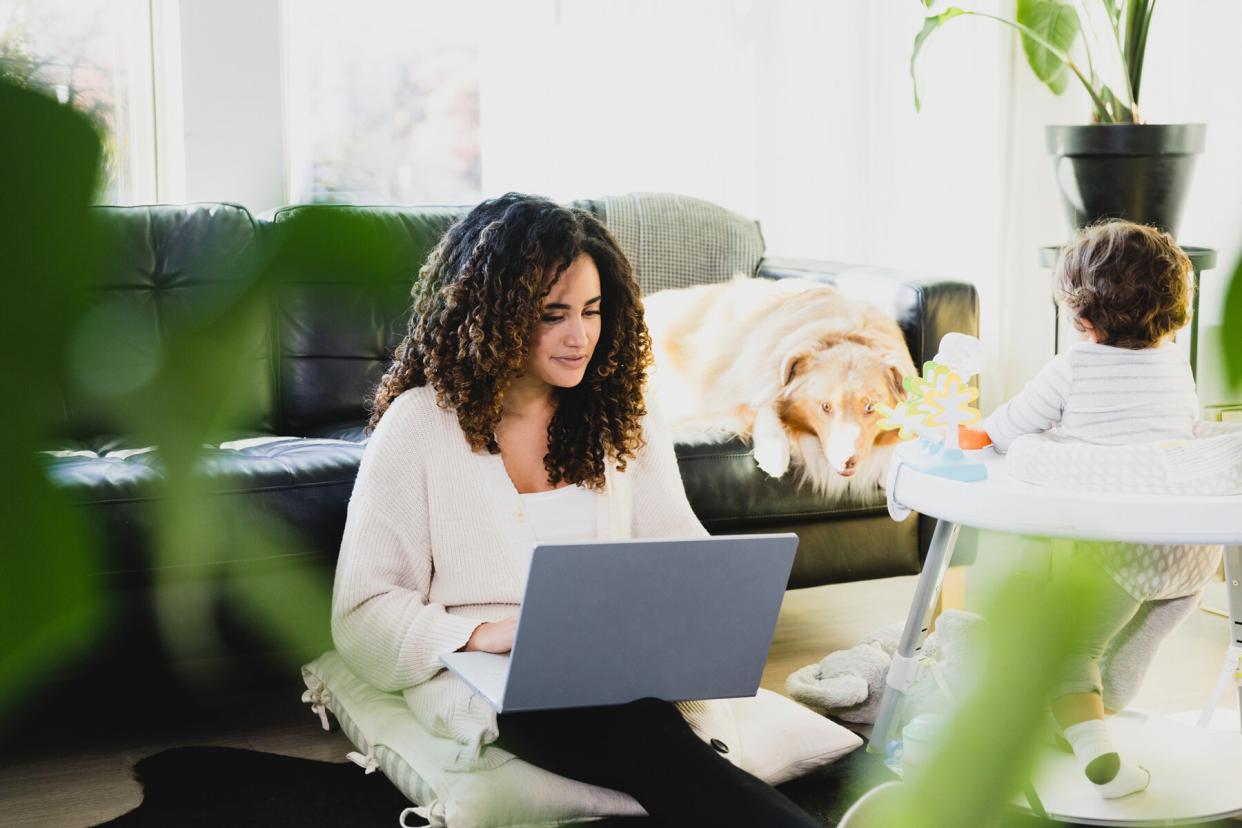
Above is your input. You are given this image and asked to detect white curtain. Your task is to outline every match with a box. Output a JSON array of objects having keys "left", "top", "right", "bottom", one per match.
[
  {"left": 478, "top": 0, "right": 759, "bottom": 216},
  {"left": 753, "top": 1, "right": 1009, "bottom": 406},
  {"left": 479, "top": 0, "right": 1242, "bottom": 409},
  {"left": 171, "top": 0, "right": 1242, "bottom": 407},
  {"left": 478, "top": 0, "right": 1013, "bottom": 404}
]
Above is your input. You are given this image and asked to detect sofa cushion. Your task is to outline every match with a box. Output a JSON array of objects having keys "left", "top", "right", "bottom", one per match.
[
  {"left": 54, "top": 204, "right": 270, "bottom": 440},
  {"left": 672, "top": 439, "right": 922, "bottom": 585},
  {"left": 264, "top": 206, "right": 468, "bottom": 435},
  {"left": 42, "top": 435, "right": 366, "bottom": 582},
  {"left": 674, "top": 438, "right": 888, "bottom": 524}
]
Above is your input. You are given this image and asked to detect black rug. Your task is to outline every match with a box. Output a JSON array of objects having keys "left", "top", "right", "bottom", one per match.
[
  {"left": 94, "top": 744, "right": 897, "bottom": 827},
  {"left": 95, "top": 745, "right": 1236, "bottom": 827}
]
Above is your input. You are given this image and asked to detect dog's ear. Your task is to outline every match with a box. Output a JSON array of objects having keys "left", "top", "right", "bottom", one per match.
[
  {"left": 886, "top": 363, "right": 906, "bottom": 401},
  {"left": 779, "top": 350, "right": 808, "bottom": 386},
  {"left": 883, "top": 350, "right": 915, "bottom": 401}
]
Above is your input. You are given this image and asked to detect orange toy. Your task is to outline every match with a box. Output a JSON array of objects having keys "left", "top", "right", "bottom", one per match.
[{"left": 958, "top": 425, "right": 992, "bottom": 450}]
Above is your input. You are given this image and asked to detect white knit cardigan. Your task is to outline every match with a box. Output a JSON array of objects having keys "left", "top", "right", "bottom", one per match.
[{"left": 331, "top": 385, "right": 709, "bottom": 769}]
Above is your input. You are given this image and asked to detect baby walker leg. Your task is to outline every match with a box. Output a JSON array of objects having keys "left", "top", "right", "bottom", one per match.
[
  {"left": 1198, "top": 545, "right": 1242, "bottom": 733},
  {"left": 871, "top": 520, "right": 961, "bottom": 753}
]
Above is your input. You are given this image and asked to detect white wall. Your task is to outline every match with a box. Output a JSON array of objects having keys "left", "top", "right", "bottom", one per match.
[
  {"left": 479, "top": 0, "right": 1013, "bottom": 404},
  {"left": 478, "top": 0, "right": 759, "bottom": 217},
  {"left": 177, "top": 0, "right": 286, "bottom": 214},
  {"left": 153, "top": 1, "right": 1242, "bottom": 405},
  {"left": 753, "top": 1, "right": 1008, "bottom": 406},
  {"left": 996, "top": 23, "right": 1086, "bottom": 405},
  {"left": 749, "top": 1, "right": 1242, "bottom": 409},
  {"left": 996, "top": 0, "right": 1242, "bottom": 407},
  {"left": 1141, "top": 0, "right": 1242, "bottom": 408}
]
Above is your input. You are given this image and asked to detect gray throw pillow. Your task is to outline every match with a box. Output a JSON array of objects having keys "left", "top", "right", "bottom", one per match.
[{"left": 595, "top": 192, "right": 765, "bottom": 296}]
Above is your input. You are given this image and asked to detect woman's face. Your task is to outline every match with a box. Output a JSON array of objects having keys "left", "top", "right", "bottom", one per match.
[{"left": 523, "top": 253, "right": 603, "bottom": 389}]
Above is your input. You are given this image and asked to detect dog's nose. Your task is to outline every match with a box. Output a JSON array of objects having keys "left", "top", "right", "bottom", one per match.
[{"left": 843, "top": 456, "right": 858, "bottom": 471}]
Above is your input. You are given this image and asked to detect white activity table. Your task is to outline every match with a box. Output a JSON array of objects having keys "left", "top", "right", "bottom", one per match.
[{"left": 873, "top": 442, "right": 1242, "bottom": 825}]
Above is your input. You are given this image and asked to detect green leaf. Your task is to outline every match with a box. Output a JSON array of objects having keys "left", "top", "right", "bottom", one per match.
[
  {"left": 841, "top": 547, "right": 1118, "bottom": 827},
  {"left": 1223, "top": 252, "right": 1242, "bottom": 389},
  {"left": 1124, "top": 0, "right": 1155, "bottom": 110},
  {"left": 1106, "top": 0, "right": 1123, "bottom": 31},
  {"left": 0, "top": 80, "right": 108, "bottom": 719},
  {"left": 911, "top": 8, "right": 966, "bottom": 111},
  {"left": 1015, "top": 0, "right": 1081, "bottom": 96}
]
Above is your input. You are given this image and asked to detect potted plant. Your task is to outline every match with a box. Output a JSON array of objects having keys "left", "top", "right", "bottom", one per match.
[{"left": 910, "top": 0, "right": 1205, "bottom": 237}]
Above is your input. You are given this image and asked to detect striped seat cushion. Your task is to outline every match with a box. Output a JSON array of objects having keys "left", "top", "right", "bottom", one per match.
[{"left": 301, "top": 650, "right": 861, "bottom": 827}]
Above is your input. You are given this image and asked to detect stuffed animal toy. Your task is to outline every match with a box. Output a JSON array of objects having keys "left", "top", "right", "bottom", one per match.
[
  {"left": 786, "top": 610, "right": 984, "bottom": 726},
  {"left": 785, "top": 623, "right": 901, "bottom": 724},
  {"left": 904, "top": 609, "right": 985, "bottom": 719}
]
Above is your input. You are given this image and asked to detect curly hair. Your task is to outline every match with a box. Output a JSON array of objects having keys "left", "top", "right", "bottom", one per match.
[
  {"left": 1054, "top": 220, "right": 1192, "bottom": 349},
  {"left": 369, "top": 193, "right": 652, "bottom": 489}
]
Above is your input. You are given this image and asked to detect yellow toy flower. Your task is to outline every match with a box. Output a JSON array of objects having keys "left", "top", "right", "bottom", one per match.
[
  {"left": 922, "top": 371, "right": 981, "bottom": 428},
  {"left": 876, "top": 399, "right": 928, "bottom": 440},
  {"left": 904, "top": 361, "right": 952, "bottom": 400}
]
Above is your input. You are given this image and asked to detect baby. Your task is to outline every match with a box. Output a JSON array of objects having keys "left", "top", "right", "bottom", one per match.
[{"left": 981, "top": 220, "right": 1221, "bottom": 799}]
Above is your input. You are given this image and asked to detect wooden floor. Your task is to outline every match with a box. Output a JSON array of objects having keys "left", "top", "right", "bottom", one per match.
[{"left": 2, "top": 573, "right": 1237, "bottom": 827}]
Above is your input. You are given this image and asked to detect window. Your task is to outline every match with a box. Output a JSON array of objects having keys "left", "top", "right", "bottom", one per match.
[
  {"left": 0, "top": 0, "right": 157, "bottom": 203},
  {"left": 283, "top": 0, "right": 482, "bottom": 205}
]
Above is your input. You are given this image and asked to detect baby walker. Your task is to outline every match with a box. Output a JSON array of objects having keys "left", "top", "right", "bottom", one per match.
[{"left": 872, "top": 334, "right": 1242, "bottom": 825}]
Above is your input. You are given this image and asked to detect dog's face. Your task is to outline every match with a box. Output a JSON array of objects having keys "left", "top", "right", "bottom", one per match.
[{"left": 776, "top": 337, "right": 911, "bottom": 478}]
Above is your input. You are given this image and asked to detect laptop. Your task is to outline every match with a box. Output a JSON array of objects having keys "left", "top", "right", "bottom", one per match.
[{"left": 439, "top": 533, "right": 798, "bottom": 713}]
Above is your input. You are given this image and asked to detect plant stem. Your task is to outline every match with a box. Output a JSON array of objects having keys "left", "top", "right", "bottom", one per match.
[{"left": 961, "top": 9, "right": 1116, "bottom": 122}]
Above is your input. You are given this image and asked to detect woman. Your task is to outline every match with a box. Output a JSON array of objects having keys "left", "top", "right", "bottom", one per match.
[{"left": 331, "top": 193, "right": 818, "bottom": 826}]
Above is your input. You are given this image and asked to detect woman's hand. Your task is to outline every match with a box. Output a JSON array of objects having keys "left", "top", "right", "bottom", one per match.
[{"left": 463, "top": 616, "right": 518, "bottom": 654}]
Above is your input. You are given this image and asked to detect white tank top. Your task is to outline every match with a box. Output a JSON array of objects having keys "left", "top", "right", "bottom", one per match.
[{"left": 519, "top": 484, "right": 598, "bottom": 542}]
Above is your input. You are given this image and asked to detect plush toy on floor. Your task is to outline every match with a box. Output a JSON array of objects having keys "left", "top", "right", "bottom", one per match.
[
  {"left": 785, "top": 623, "right": 901, "bottom": 724},
  {"left": 786, "top": 610, "right": 984, "bottom": 726}
]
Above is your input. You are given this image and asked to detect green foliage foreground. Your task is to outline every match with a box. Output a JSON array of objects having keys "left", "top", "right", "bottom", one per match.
[
  {"left": 0, "top": 79, "right": 409, "bottom": 725},
  {"left": 2, "top": 74, "right": 1240, "bottom": 825},
  {"left": 0, "top": 78, "right": 106, "bottom": 723}
]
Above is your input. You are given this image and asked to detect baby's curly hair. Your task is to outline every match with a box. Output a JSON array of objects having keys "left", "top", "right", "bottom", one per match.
[
  {"left": 1054, "top": 220, "right": 1192, "bottom": 349},
  {"left": 369, "top": 193, "right": 652, "bottom": 489}
]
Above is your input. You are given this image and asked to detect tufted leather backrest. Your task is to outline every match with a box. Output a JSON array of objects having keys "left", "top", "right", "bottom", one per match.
[
  {"left": 63, "top": 197, "right": 766, "bottom": 442},
  {"left": 54, "top": 203, "right": 270, "bottom": 440},
  {"left": 263, "top": 205, "right": 468, "bottom": 435}
]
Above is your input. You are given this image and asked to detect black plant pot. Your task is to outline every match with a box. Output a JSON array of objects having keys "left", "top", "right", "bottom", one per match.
[{"left": 1045, "top": 123, "right": 1206, "bottom": 238}]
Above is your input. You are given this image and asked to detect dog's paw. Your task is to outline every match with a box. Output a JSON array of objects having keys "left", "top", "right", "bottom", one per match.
[{"left": 752, "top": 438, "right": 791, "bottom": 478}]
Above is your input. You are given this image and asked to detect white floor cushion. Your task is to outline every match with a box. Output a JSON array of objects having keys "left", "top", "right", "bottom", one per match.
[{"left": 302, "top": 650, "right": 861, "bottom": 828}]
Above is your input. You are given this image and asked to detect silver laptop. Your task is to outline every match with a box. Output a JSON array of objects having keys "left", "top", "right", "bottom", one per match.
[{"left": 439, "top": 533, "right": 798, "bottom": 713}]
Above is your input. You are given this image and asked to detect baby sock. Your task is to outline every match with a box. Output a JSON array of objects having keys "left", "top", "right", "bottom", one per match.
[{"left": 1062, "top": 719, "right": 1150, "bottom": 799}]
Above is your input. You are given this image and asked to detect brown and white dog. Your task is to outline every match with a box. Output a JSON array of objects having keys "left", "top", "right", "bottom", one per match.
[{"left": 643, "top": 277, "right": 916, "bottom": 494}]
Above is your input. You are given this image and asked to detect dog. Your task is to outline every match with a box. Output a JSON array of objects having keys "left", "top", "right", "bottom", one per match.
[{"left": 643, "top": 277, "right": 916, "bottom": 495}]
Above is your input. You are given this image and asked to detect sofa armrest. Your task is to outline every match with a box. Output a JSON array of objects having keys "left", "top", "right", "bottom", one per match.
[{"left": 757, "top": 256, "right": 979, "bottom": 367}]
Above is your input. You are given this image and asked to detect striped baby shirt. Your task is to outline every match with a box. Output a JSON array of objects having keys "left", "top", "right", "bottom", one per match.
[
  {"left": 986, "top": 341, "right": 1198, "bottom": 453},
  {"left": 985, "top": 341, "right": 1218, "bottom": 602}
]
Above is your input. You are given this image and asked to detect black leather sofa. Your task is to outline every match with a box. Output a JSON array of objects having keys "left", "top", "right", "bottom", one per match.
[{"left": 34, "top": 198, "right": 976, "bottom": 730}]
